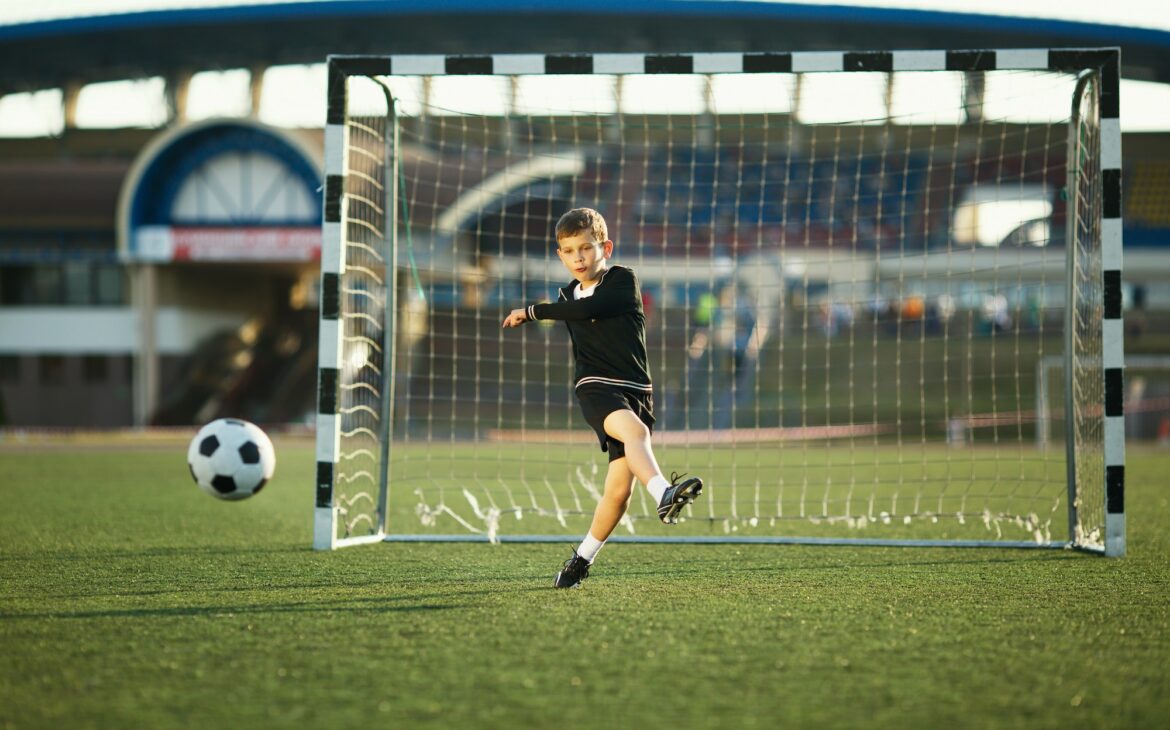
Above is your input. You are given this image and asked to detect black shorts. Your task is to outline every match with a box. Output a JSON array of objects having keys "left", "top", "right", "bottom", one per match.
[{"left": 575, "top": 383, "right": 655, "bottom": 462}]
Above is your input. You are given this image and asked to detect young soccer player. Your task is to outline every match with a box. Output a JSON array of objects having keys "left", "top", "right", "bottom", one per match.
[{"left": 502, "top": 207, "right": 703, "bottom": 589}]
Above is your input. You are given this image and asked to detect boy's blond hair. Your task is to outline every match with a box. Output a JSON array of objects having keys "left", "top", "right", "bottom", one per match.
[{"left": 555, "top": 207, "right": 608, "bottom": 244}]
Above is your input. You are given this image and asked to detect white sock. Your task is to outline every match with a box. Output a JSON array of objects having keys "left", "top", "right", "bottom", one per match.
[
  {"left": 577, "top": 533, "right": 605, "bottom": 563},
  {"left": 647, "top": 475, "right": 671, "bottom": 504}
]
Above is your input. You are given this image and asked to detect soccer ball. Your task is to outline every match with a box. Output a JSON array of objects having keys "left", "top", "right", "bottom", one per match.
[{"left": 186, "top": 418, "right": 276, "bottom": 500}]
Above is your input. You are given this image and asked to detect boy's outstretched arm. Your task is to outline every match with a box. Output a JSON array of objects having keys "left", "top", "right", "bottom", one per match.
[{"left": 502, "top": 308, "right": 529, "bottom": 328}]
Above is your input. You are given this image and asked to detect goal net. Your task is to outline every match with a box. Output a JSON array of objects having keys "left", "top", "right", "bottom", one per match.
[{"left": 314, "top": 49, "right": 1125, "bottom": 555}]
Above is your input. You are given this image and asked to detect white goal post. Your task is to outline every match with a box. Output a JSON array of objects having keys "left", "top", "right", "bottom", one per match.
[{"left": 314, "top": 48, "right": 1125, "bottom": 555}]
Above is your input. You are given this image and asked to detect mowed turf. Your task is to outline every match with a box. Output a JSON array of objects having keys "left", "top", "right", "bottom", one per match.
[{"left": 1, "top": 434, "right": 1168, "bottom": 730}]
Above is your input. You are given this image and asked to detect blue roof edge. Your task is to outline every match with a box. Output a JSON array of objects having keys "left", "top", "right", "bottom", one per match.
[{"left": 1, "top": 0, "right": 1168, "bottom": 48}]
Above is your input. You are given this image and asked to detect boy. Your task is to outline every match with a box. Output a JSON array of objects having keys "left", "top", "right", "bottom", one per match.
[{"left": 502, "top": 208, "right": 703, "bottom": 589}]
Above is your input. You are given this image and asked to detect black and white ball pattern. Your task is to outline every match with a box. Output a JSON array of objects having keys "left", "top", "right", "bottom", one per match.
[{"left": 186, "top": 418, "right": 276, "bottom": 500}]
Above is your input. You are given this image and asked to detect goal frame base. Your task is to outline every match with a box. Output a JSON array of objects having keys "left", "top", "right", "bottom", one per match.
[{"left": 379, "top": 533, "right": 1080, "bottom": 551}]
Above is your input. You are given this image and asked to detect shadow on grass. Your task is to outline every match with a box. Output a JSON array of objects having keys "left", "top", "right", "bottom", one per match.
[
  {"left": 1, "top": 603, "right": 464, "bottom": 620},
  {"left": 0, "top": 544, "right": 314, "bottom": 562},
  {"left": 5, "top": 575, "right": 558, "bottom": 602},
  {"left": 0, "top": 582, "right": 557, "bottom": 621}
]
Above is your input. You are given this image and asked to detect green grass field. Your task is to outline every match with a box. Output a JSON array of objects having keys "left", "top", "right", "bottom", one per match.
[{"left": 2, "top": 433, "right": 1168, "bottom": 729}]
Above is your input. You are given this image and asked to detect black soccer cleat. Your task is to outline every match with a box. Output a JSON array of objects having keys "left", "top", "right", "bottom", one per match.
[
  {"left": 554, "top": 551, "right": 591, "bottom": 589},
  {"left": 657, "top": 472, "right": 703, "bottom": 524}
]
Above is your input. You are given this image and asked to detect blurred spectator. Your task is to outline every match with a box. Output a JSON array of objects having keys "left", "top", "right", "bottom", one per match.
[
  {"left": 1127, "top": 284, "right": 1147, "bottom": 340},
  {"left": 981, "top": 293, "right": 1012, "bottom": 334}
]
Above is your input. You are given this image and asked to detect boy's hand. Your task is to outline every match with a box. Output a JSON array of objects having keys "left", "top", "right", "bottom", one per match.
[{"left": 502, "top": 308, "right": 529, "bottom": 328}]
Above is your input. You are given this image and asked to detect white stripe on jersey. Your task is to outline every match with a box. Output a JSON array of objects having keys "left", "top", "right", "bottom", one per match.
[{"left": 574, "top": 376, "right": 653, "bottom": 392}]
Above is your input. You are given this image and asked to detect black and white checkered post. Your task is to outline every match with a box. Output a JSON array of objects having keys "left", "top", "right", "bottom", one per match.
[{"left": 314, "top": 61, "right": 349, "bottom": 551}]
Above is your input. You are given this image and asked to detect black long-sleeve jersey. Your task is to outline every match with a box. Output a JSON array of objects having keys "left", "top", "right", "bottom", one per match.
[{"left": 525, "top": 265, "right": 651, "bottom": 393}]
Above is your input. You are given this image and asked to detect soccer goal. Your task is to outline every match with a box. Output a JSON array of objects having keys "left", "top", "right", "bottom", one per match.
[{"left": 314, "top": 48, "right": 1125, "bottom": 555}]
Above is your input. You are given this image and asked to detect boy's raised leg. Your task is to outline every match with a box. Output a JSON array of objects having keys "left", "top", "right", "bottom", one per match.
[
  {"left": 602, "top": 410, "right": 662, "bottom": 488},
  {"left": 602, "top": 409, "right": 703, "bottom": 524}
]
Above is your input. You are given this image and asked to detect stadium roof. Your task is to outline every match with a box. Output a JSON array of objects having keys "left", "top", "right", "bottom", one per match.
[{"left": 2, "top": 0, "right": 1170, "bottom": 93}]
